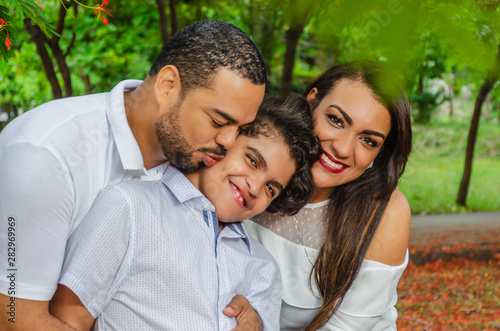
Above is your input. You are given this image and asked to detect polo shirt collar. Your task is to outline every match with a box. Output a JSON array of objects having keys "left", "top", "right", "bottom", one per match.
[
  {"left": 160, "top": 165, "right": 207, "bottom": 205},
  {"left": 106, "top": 79, "right": 147, "bottom": 173},
  {"left": 224, "top": 223, "right": 254, "bottom": 254}
]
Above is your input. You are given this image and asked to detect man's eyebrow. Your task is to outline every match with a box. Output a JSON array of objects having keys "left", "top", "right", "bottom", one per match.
[
  {"left": 328, "top": 105, "right": 352, "bottom": 125},
  {"left": 213, "top": 109, "right": 238, "bottom": 124}
]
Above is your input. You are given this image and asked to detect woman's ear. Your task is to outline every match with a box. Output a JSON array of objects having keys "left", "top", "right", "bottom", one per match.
[{"left": 306, "top": 87, "right": 319, "bottom": 104}]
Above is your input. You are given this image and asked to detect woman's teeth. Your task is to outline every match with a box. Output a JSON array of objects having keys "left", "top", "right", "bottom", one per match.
[{"left": 321, "top": 153, "right": 345, "bottom": 169}]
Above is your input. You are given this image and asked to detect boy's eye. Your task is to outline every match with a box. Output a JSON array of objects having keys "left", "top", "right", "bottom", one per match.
[
  {"left": 246, "top": 154, "right": 257, "bottom": 167},
  {"left": 266, "top": 183, "right": 275, "bottom": 197},
  {"left": 327, "top": 114, "right": 343, "bottom": 128}
]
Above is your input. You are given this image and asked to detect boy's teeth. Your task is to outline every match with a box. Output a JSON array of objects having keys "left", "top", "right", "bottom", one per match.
[
  {"left": 234, "top": 188, "right": 244, "bottom": 203},
  {"left": 321, "top": 153, "right": 344, "bottom": 169}
]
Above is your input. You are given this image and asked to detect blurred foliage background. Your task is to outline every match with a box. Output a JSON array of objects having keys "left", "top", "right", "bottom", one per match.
[{"left": 0, "top": 0, "right": 499, "bottom": 214}]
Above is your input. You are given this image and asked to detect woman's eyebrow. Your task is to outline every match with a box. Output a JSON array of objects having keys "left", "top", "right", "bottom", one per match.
[
  {"left": 328, "top": 105, "right": 352, "bottom": 125},
  {"left": 362, "top": 130, "right": 386, "bottom": 140}
]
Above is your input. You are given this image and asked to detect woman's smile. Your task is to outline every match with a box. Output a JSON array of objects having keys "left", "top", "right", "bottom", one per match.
[{"left": 318, "top": 150, "right": 348, "bottom": 173}]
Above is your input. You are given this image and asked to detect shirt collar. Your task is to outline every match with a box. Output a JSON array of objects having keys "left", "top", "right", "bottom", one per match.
[
  {"left": 106, "top": 79, "right": 147, "bottom": 174},
  {"left": 160, "top": 165, "right": 208, "bottom": 205},
  {"left": 222, "top": 223, "right": 254, "bottom": 255}
]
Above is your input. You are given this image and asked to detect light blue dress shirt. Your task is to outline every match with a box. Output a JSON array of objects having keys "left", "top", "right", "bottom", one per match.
[{"left": 60, "top": 165, "right": 281, "bottom": 330}]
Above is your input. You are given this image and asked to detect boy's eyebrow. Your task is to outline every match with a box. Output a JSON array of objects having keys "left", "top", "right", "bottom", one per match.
[
  {"left": 248, "top": 147, "right": 267, "bottom": 171},
  {"left": 248, "top": 146, "right": 284, "bottom": 193}
]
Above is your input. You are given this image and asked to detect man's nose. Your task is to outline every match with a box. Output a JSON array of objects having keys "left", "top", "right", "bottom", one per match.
[{"left": 214, "top": 126, "right": 240, "bottom": 150}]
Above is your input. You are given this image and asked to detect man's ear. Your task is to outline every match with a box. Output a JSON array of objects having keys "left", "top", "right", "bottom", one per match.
[{"left": 154, "top": 65, "right": 182, "bottom": 109}]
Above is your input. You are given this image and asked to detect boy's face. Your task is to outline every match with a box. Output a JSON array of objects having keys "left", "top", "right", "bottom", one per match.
[{"left": 197, "top": 134, "right": 296, "bottom": 223}]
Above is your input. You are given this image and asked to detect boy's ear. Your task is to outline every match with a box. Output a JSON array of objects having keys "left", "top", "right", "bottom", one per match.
[{"left": 154, "top": 65, "right": 182, "bottom": 109}]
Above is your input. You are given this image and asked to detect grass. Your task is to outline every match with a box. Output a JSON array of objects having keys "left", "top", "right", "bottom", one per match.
[{"left": 399, "top": 120, "right": 500, "bottom": 215}]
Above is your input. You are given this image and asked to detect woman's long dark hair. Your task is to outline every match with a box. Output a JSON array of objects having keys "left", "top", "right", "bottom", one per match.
[{"left": 302, "top": 62, "right": 412, "bottom": 330}]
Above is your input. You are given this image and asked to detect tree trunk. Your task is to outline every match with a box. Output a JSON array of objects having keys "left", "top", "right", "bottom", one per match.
[
  {"left": 24, "top": 18, "right": 63, "bottom": 99},
  {"left": 280, "top": 25, "right": 303, "bottom": 97},
  {"left": 156, "top": 0, "right": 169, "bottom": 45},
  {"left": 448, "top": 82, "right": 454, "bottom": 118},
  {"left": 46, "top": 3, "right": 72, "bottom": 97},
  {"left": 169, "top": 0, "right": 178, "bottom": 35},
  {"left": 80, "top": 67, "right": 92, "bottom": 94},
  {"left": 456, "top": 43, "right": 500, "bottom": 205},
  {"left": 280, "top": 0, "right": 314, "bottom": 97}
]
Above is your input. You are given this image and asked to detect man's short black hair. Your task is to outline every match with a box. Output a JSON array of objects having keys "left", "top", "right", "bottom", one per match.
[
  {"left": 241, "top": 95, "right": 321, "bottom": 215},
  {"left": 149, "top": 19, "right": 266, "bottom": 96}
]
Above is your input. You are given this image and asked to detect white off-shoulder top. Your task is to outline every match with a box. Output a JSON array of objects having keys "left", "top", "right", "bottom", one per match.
[{"left": 244, "top": 200, "right": 408, "bottom": 331}]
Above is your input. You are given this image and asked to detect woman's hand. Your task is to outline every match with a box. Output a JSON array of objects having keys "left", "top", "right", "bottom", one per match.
[{"left": 223, "top": 294, "right": 263, "bottom": 331}]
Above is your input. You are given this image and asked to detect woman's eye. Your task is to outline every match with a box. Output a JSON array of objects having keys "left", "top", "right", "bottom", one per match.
[
  {"left": 266, "top": 183, "right": 275, "bottom": 197},
  {"left": 327, "top": 114, "right": 343, "bottom": 128},
  {"left": 362, "top": 137, "right": 378, "bottom": 147}
]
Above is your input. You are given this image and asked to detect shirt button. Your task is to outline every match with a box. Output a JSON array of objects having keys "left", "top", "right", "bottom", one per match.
[{"left": 223, "top": 322, "right": 229, "bottom": 330}]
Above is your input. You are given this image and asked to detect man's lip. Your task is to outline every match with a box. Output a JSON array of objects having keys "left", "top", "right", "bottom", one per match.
[
  {"left": 229, "top": 181, "right": 248, "bottom": 208},
  {"left": 203, "top": 153, "right": 223, "bottom": 167},
  {"left": 319, "top": 150, "right": 348, "bottom": 174}
]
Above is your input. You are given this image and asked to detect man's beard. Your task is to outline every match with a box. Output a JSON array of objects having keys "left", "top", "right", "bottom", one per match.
[{"left": 154, "top": 101, "right": 225, "bottom": 172}]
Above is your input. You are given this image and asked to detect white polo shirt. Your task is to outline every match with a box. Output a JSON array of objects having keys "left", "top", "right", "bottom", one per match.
[{"left": 0, "top": 80, "right": 166, "bottom": 300}]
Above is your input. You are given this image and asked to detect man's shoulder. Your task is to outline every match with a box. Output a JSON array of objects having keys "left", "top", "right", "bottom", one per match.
[{"left": 1, "top": 93, "right": 109, "bottom": 147}]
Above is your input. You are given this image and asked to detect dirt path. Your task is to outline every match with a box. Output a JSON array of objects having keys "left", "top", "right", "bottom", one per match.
[{"left": 408, "top": 211, "right": 500, "bottom": 263}]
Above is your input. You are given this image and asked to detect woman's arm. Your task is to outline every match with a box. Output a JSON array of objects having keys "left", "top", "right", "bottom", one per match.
[{"left": 365, "top": 188, "right": 411, "bottom": 266}]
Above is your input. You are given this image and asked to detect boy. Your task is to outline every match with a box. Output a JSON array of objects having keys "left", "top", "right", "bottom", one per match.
[{"left": 49, "top": 95, "right": 320, "bottom": 330}]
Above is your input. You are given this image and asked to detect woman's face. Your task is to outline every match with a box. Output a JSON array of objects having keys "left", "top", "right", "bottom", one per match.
[{"left": 308, "top": 78, "right": 392, "bottom": 202}]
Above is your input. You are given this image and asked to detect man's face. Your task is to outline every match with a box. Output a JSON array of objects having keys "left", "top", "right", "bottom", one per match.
[
  {"left": 155, "top": 69, "right": 265, "bottom": 172},
  {"left": 196, "top": 134, "right": 296, "bottom": 223}
]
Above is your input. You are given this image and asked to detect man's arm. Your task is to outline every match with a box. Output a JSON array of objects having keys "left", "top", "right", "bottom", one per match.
[
  {"left": 49, "top": 285, "right": 95, "bottom": 331},
  {"left": 0, "top": 294, "right": 76, "bottom": 331},
  {"left": 223, "top": 295, "right": 263, "bottom": 331},
  {"left": 0, "top": 145, "right": 75, "bottom": 331}
]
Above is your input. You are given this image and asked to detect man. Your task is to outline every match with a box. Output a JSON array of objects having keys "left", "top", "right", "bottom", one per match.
[
  {"left": 0, "top": 20, "right": 265, "bottom": 330},
  {"left": 49, "top": 95, "right": 319, "bottom": 330}
]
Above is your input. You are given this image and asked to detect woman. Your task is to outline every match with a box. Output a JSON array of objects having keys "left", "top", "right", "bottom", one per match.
[{"left": 244, "top": 61, "right": 412, "bottom": 330}]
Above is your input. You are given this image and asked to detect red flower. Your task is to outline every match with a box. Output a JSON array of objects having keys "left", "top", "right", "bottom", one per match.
[
  {"left": 0, "top": 18, "right": 10, "bottom": 51},
  {"left": 93, "top": 0, "right": 113, "bottom": 25}
]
